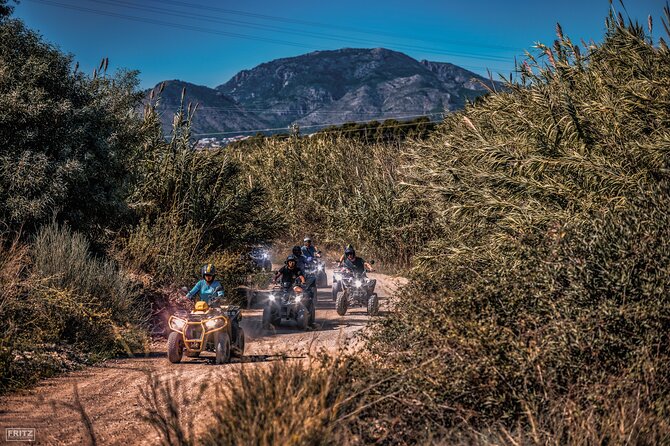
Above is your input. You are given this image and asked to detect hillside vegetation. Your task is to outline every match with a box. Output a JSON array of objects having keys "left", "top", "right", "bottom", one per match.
[{"left": 219, "top": 6, "right": 670, "bottom": 444}]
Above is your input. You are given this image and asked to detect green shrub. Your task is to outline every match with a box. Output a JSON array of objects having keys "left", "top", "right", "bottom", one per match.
[
  {"left": 120, "top": 100, "right": 282, "bottom": 284},
  {"left": 0, "top": 17, "right": 144, "bottom": 239}
]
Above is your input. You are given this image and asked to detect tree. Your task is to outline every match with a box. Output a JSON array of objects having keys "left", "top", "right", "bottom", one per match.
[
  {"left": 0, "top": 0, "right": 15, "bottom": 19},
  {"left": 0, "top": 17, "right": 145, "bottom": 238}
]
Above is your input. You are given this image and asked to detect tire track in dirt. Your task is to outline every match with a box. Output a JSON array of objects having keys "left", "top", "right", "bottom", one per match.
[{"left": 0, "top": 270, "right": 405, "bottom": 445}]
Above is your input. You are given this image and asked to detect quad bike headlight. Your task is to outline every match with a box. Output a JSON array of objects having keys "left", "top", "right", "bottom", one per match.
[
  {"left": 205, "top": 319, "right": 223, "bottom": 330},
  {"left": 317, "top": 264, "right": 324, "bottom": 271},
  {"left": 354, "top": 279, "right": 362, "bottom": 288},
  {"left": 170, "top": 317, "right": 186, "bottom": 331},
  {"left": 295, "top": 295, "right": 302, "bottom": 303},
  {"left": 268, "top": 294, "right": 276, "bottom": 301}
]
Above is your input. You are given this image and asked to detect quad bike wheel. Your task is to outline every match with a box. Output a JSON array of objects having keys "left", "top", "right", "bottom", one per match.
[
  {"left": 167, "top": 332, "right": 183, "bottom": 363},
  {"left": 331, "top": 281, "right": 340, "bottom": 301},
  {"left": 367, "top": 293, "right": 380, "bottom": 316},
  {"left": 232, "top": 327, "right": 245, "bottom": 357},
  {"left": 316, "top": 270, "right": 328, "bottom": 288},
  {"left": 336, "top": 291, "right": 348, "bottom": 316},
  {"left": 263, "top": 306, "right": 281, "bottom": 329},
  {"left": 215, "top": 332, "right": 231, "bottom": 364}
]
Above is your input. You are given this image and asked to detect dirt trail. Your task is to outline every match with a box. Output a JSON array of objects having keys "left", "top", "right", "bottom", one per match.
[{"left": 0, "top": 270, "right": 405, "bottom": 445}]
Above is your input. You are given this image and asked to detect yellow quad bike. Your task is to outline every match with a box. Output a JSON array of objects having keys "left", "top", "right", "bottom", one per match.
[{"left": 167, "top": 300, "right": 245, "bottom": 364}]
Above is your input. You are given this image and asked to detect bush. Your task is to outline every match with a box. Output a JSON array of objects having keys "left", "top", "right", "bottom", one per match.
[
  {"left": 120, "top": 99, "right": 282, "bottom": 285},
  {"left": 0, "top": 17, "right": 144, "bottom": 239},
  {"left": 201, "top": 358, "right": 353, "bottom": 446},
  {"left": 0, "top": 224, "right": 148, "bottom": 392}
]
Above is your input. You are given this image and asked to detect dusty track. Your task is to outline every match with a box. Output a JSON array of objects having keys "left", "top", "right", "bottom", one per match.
[{"left": 0, "top": 270, "right": 405, "bottom": 445}]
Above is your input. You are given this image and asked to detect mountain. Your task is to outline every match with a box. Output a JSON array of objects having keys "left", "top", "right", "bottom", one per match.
[
  {"left": 149, "top": 48, "right": 501, "bottom": 136},
  {"left": 146, "top": 80, "right": 269, "bottom": 136},
  {"left": 217, "top": 48, "right": 499, "bottom": 129}
]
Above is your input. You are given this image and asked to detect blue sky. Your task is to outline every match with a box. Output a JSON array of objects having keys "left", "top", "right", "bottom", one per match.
[{"left": 13, "top": 0, "right": 666, "bottom": 89}]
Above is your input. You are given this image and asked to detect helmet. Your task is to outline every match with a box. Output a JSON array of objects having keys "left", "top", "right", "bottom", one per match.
[
  {"left": 303, "top": 236, "right": 312, "bottom": 243},
  {"left": 344, "top": 248, "right": 355, "bottom": 257},
  {"left": 345, "top": 244, "right": 354, "bottom": 251},
  {"left": 201, "top": 264, "right": 216, "bottom": 277},
  {"left": 292, "top": 245, "right": 302, "bottom": 256},
  {"left": 194, "top": 301, "right": 209, "bottom": 312},
  {"left": 286, "top": 254, "right": 297, "bottom": 263}
]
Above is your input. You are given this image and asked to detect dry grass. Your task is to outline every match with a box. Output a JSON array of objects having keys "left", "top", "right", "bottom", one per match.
[
  {"left": 0, "top": 224, "right": 149, "bottom": 392},
  {"left": 141, "top": 355, "right": 367, "bottom": 446},
  {"left": 230, "top": 135, "right": 434, "bottom": 268}
]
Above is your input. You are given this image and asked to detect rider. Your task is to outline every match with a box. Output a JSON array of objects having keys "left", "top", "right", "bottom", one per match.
[
  {"left": 272, "top": 254, "right": 306, "bottom": 286},
  {"left": 186, "top": 264, "right": 224, "bottom": 305},
  {"left": 293, "top": 244, "right": 317, "bottom": 301},
  {"left": 272, "top": 254, "right": 315, "bottom": 327},
  {"left": 338, "top": 244, "right": 355, "bottom": 266},
  {"left": 292, "top": 245, "right": 307, "bottom": 270},
  {"left": 301, "top": 236, "right": 320, "bottom": 259},
  {"left": 342, "top": 247, "right": 374, "bottom": 274}
]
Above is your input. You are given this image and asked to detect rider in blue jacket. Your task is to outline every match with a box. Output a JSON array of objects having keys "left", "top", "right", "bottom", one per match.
[
  {"left": 301, "top": 236, "right": 320, "bottom": 259},
  {"left": 186, "top": 264, "right": 224, "bottom": 305}
]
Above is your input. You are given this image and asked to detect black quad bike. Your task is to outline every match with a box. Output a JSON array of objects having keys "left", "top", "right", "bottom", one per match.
[
  {"left": 167, "top": 299, "right": 245, "bottom": 364},
  {"left": 263, "top": 281, "right": 314, "bottom": 330},
  {"left": 335, "top": 269, "right": 379, "bottom": 316},
  {"left": 301, "top": 258, "right": 322, "bottom": 302},
  {"left": 304, "top": 255, "right": 328, "bottom": 288},
  {"left": 249, "top": 245, "right": 272, "bottom": 272}
]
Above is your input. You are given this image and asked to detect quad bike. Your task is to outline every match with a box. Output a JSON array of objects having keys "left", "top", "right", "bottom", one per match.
[
  {"left": 249, "top": 245, "right": 272, "bottom": 272},
  {"left": 336, "top": 269, "right": 379, "bottom": 316},
  {"left": 303, "top": 254, "right": 328, "bottom": 288},
  {"left": 301, "top": 258, "right": 322, "bottom": 301},
  {"left": 263, "top": 281, "right": 314, "bottom": 330},
  {"left": 167, "top": 299, "right": 245, "bottom": 364}
]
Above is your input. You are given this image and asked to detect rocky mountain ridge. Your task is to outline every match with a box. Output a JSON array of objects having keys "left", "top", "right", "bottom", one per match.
[{"left": 148, "top": 48, "right": 501, "bottom": 136}]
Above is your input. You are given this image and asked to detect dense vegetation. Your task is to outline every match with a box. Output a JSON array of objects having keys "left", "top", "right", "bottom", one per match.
[
  {"left": 230, "top": 133, "right": 432, "bottom": 268},
  {"left": 213, "top": 6, "right": 670, "bottom": 445},
  {"left": 0, "top": 5, "right": 279, "bottom": 391}
]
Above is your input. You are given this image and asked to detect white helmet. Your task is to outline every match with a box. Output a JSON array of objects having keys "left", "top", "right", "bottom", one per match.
[{"left": 303, "top": 236, "right": 312, "bottom": 243}]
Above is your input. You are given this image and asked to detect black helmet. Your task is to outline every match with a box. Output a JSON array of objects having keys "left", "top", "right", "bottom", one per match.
[
  {"left": 344, "top": 248, "right": 355, "bottom": 257},
  {"left": 201, "top": 263, "right": 216, "bottom": 277},
  {"left": 345, "top": 244, "right": 354, "bottom": 251},
  {"left": 286, "top": 254, "right": 297, "bottom": 263},
  {"left": 292, "top": 245, "right": 302, "bottom": 256}
]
